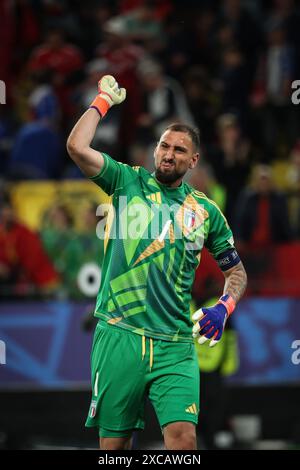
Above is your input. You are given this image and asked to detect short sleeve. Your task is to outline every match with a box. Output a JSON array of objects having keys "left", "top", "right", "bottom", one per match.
[
  {"left": 205, "top": 201, "right": 235, "bottom": 259},
  {"left": 89, "top": 153, "right": 139, "bottom": 195}
]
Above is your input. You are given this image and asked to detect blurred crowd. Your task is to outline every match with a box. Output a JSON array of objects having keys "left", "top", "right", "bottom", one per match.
[
  {"left": 0, "top": 191, "right": 104, "bottom": 299},
  {"left": 1, "top": 0, "right": 300, "bottom": 297}
]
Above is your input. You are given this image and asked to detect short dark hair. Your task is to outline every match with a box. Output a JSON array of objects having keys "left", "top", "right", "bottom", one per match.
[{"left": 164, "top": 123, "right": 200, "bottom": 152}]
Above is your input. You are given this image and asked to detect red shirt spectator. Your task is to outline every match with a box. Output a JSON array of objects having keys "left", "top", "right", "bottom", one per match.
[
  {"left": 28, "top": 29, "right": 83, "bottom": 116},
  {"left": 29, "top": 40, "right": 83, "bottom": 77},
  {"left": 0, "top": 196, "right": 60, "bottom": 296}
]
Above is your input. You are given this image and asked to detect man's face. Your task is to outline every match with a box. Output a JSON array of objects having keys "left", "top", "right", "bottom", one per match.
[{"left": 154, "top": 130, "right": 199, "bottom": 186}]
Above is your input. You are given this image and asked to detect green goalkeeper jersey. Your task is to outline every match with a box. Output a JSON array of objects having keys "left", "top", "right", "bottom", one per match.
[{"left": 90, "top": 153, "right": 235, "bottom": 343}]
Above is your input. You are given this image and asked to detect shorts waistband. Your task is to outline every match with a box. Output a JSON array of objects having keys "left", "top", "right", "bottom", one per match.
[{"left": 98, "top": 320, "right": 154, "bottom": 371}]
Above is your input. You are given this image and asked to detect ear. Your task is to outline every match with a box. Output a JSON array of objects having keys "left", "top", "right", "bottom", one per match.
[{"left": 189, "top": 153, "right": 200, "bottom": 169}]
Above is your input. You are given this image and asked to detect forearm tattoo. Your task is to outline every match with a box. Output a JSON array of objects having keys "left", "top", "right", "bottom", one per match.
[{"left": 223, "top": 262, "right": 247, "bottom": 303}]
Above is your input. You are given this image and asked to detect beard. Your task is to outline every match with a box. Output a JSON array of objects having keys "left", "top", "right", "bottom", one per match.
[{"left": 155, "top": 165, "right": 185, "bottom": 185}]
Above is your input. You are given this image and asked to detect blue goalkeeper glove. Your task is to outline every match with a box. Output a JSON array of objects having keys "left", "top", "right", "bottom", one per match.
[{"left": 192, "top": 294, "right": 235, "bottom": 347}]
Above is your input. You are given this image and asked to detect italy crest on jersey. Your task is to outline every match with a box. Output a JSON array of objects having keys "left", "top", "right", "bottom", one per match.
[
  {"left": 89, "top": 400, "right": 97, "bottom": 418},
  {"left": 184, "top": 208, "right": 196, "bottom": 229}
]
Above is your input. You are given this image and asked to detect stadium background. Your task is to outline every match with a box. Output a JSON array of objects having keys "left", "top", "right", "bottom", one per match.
[{"left": 1, "top": 0, "right": 300, "bottom": 450}]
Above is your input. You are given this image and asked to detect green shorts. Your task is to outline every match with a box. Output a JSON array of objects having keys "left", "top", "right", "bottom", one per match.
[{"left": 85, "top": 321, "right": 199, "bottom": 437}]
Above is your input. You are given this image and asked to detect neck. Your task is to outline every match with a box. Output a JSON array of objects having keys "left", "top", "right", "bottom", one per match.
[{"left": 155, "top": 175, "right": 183, "bottom": 188}]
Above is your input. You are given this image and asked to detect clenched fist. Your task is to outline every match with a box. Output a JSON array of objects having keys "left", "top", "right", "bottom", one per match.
[
  {"left": 90, "top": 75, "right": 126, "bottom": 118},
  {"left": 98, "top": 75, "right": 126, "bottom": 106}
]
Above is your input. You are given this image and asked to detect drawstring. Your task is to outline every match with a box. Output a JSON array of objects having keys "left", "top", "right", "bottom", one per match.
[
  {"left": 142, "top": 335, "right": 146, "bottom": 360},
  {"left": 141, "top": 336, "right": 154, "bottom": 371},
  {"left": 149, "top": 338, "right": 153, "bottom": 371}
]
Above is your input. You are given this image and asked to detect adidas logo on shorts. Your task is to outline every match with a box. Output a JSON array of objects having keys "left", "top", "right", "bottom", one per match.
[{"left": 185, "top": 403, "right": 197, "bottom": 415}]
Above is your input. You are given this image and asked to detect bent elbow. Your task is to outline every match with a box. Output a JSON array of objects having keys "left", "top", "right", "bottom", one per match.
[{"left": 66, "top": 137, "right": 79, "bottom": 160}]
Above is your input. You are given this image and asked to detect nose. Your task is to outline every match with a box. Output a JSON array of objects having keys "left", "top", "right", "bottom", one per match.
[{"left": 164, "top": 148, "right": 174, "bottom": 160}]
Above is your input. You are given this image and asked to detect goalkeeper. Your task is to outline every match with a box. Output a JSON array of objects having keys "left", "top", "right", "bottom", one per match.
[{"left": 67, "top": 76, "right": 247, "bottom": 450}]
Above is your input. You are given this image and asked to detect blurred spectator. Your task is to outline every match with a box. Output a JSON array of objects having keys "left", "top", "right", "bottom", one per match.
[
  {"left": 286, "top": 142, "right": 300, "bottom": 191},
  {"left": 66, "top": 2, "right": 114, "bottom": 60},
  {"left": 41, "top": 203, "right": 82, "bottom": 298},
  {"left": 286, "top": 142, "right": 300, "bottom": 239},
  {"left": 214, "top": 1, "right": 262, "bottom": 123},
  {"left": 28, "top": 28, "right": 83, "bottom": 79},
  {"left": 0, "top": 192, "right": 60, "bottom": 298},
  {"left": 96, "top": 17, "right": 145, "bottom": 91},
  {"left": 119, "top": 0, "right": 172, "bottom": 19},
  {"left": 219, "top": 0, "right": 262, "bottom": 68},
  {"left": 0, "top": 0, "right": 15, "bottom": 98},
  {"left": 273, "top": 141, "right": 300, "bottom": 238},
  {"left": 184, "top": 66, "right": 217, "bottom": 146},
  {"left": 218, "top": 45, "right": 249, "bottom": 127},
  {"left": 95, "top": 16, "right": 145, "bottom": 153},
  {"left": 209, "top": 113, "right": 251, "bottom": 224},
  {"left": 0, "top": 108, "right": 14, "bottom": 176},
  {"left": 0, "top": 0, "right": 41, "bottom": 97},
  {"left": 190, "top": 8, "right": 216, "bottom": 69},
  {"left": 120, "top": 3, "right": 165, "bottom": 47},
  {"left": 28, "top": 28, "right": 84, "bottom": 117},
  {"left": 234, "top": 164, "right": 292, "bottom": 246},
  {"left": 251, "top": 19, "right": 297, "bottom": 158},
  {"left": 131, "top": 58, "right": 195, "bottom": 168},
  {"left": 137, "top": 58, "right": 195, "bottom": 139},
  {"left": 8, "top": 71, "right": 62, "bottom": 179},
  {"left": 188, "top": 164, "right": 226, "bottom": 213},
  {"left": 13, "top": 0, "right": 41, "bottom": 70},
  {"left": 27, "top": 69, "right": 60, "bottom": 125},
  {"left": 266, "top": 0, "right": 300, "bottom": 76},
  {"left": 211, "top": 21, "right": 235, "bottom": 71},
  {"left": 41, "top": 202, "right": 104, "bottom": 299},
  {"left": 161, "top": 9, "right": 196, "bottom": 81}
]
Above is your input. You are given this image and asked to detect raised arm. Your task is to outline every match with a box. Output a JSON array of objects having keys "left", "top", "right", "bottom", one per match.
[
  {"left": 67, "top": 109, "right": 103, "bottom": 177},
  {"left": 66, "top": 75, "right": 126, "bottom": 177}
]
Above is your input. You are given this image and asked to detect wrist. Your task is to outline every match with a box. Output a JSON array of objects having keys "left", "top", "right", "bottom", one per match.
[
  {"left": 217, "top": 294, "right": 236, "bottom": 317},
  {"left": 89, "top": 94, "right": 111, "bottom": 118}
]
